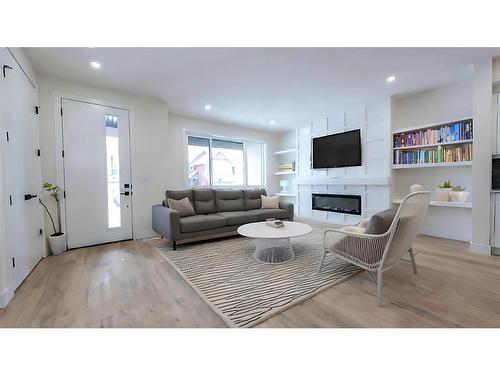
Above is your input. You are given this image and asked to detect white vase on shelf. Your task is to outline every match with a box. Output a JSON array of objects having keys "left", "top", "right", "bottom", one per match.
[
  {"left": 435, "top": 188, "right": 451, "bottom": 202},
  {"left": 449, "top": 191, "right": 470, "bottom": 203}
]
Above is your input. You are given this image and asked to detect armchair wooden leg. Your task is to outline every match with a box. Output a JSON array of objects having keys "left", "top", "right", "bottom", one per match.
[
  {"left": 408, "top": 248, "right": 417, "bottom": 274},
  {"left": 317, "top": 250, "right": 327, "bottom": 274},
  {"left": 172, "top": 241, "right": 177, "bottom": 251},
  {"left": 377, "top": 269, "right": 384, "bottom": 307}
]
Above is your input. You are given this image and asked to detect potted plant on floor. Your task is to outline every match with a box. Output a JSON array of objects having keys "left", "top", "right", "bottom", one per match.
[
  {"left": 449, "top": 185, "right": 470, "bottom": 202},
  {"left": 39, "top": 182, "right": 66, "bottom": 255},
  {"left": 435, "top": 180, "right": 452, "bottom": 202}
]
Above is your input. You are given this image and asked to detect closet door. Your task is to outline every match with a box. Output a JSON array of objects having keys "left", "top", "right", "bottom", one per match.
[{"left": 0, "top": 49, "right": 44, "bottom": 291}]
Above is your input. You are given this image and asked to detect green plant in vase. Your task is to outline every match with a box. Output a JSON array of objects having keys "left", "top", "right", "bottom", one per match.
[
  {"left": 39, "top": 182, "right": 66, "bottom": 255},
  {"left": 436, "top": 180, "right": 453, "bottom": 202},
  {"left": 449, "top": 185, "right": 469, "bottom": 203}
]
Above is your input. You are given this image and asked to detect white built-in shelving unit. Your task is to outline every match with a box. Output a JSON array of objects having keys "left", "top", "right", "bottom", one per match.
[
  {"left": 392, "top": 118, "right": 473, "bottom": 170},
  {"left": 392, "top": 198, "right": 472, "bottom": 209},
  {"left": 273, "top": 129, "right": 298, "bottom": 200}
]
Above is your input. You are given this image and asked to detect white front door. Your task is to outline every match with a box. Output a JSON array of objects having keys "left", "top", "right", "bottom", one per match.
[
  {"left": 0, "top": 49, "right": 44, "bottom": 290},
  {"left": 61, "top": 99, "right": 133, "bottom": 249}
]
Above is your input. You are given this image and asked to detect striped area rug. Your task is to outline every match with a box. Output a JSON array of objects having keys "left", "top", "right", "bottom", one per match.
[{"left": 155, "top": 229, "right": 360, "bottom": 327}]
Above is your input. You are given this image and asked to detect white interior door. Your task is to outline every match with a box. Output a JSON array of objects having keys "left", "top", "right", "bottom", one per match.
[
  {"left": 0, "top": 49, "right": 44, "bottom": 290},
  {"left": 61, "top": 99, "right": 132, "bottom": 249}
]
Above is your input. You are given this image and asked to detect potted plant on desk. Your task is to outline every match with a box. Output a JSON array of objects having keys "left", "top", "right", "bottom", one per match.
[
  {"left": 435, "top": 180, "right": 452, "bottom": 202},
  {"left": 39, "top": 183, "right": 66, "bottom": 255},
  {"left": 449, "top": 185, "right": 470, "bottom": 203}
]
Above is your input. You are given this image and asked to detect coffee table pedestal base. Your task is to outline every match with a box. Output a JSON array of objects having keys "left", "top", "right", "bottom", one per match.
[{"left": 253, "top": 238, "right": 294, "bottom": 264}]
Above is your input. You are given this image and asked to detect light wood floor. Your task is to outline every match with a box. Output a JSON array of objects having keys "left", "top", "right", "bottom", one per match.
[{"left": 1, "top": 233, "right": 500, "bottom": 327}]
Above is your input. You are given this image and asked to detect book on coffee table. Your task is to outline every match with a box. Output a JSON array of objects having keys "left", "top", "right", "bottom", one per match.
[{"left": 265, "top": 220, "right": 285, "bottom": 228}]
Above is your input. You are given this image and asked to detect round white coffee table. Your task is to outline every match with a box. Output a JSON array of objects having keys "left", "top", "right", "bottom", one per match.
[{"left": 237, "top": 221, "right": 312, "bottom": 264}]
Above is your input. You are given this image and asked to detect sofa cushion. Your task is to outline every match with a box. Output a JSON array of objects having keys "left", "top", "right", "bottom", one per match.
[
  {"left": 261, "top": 195, "right": 280, "bottom": 209},
  {"left": 216, "top": 211, "right": 259, "bottom": 226},
  {"left": 248, "top": 208, "right": 290, "bottom": 221},
  {"left": 179, "top": 214, "right": 227, "bottom": 233},
  {"left": 167, "top": 197, "right": 196, "bottom": 218},
  {"left": 166, "top": 189, "right": 193, "bottom": 205},
  {"left": 193, "top": 189, "right": 216, "bottom": 214},
  {"left": 243, "top": 188, "right": 267, "bottom": 210},
  {"left": 365, "top": 208, "right": 397, "bottom": 235},
  {"left": 215, "top": 189, "right": 245, "bottom": 212}
]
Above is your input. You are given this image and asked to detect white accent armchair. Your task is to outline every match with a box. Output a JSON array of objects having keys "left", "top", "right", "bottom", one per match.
[{"left": 317, "top": 191, "right": 430, "bottom": 306}]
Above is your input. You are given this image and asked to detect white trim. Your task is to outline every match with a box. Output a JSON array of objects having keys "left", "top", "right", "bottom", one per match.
[
  {"left": 273, "top": 148, "right": 296, "bottom": 155},
  {"left": 296, "top": 176, "right": 390, "bottom": 186},
  {"left": 469, "top": 242, "right": 491, "bottom": 255},
  {"left": 0, "top": 286, "right": 14, "bottom": 309},
  {"left": 392, "top": 161, "right": 472, "bottom": 169},
  {"left": 392, "top": 199, "right": 472, "bottom": 209},
  {"left": 52, "top": 93, "right": 137, "bottom": 242}
]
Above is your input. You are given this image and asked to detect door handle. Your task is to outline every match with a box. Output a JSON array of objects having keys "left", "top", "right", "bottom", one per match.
[
  {"left": 120, "top": 191, "right": 131, "bottom": 196},
  {"left": 24, "top": 194, "right": 38, "bottom": 200}
]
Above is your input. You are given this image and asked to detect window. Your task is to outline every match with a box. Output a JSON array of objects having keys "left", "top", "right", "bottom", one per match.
[
  {"left": 187, "top": 135, "right": 265, "bottom": 187},
  {"left": 105, "top": 115, "right": 121, "bottom": 228}
]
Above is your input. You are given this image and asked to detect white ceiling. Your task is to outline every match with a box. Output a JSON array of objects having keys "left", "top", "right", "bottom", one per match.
[{"left": 25, "top": 48, "right": 496, "bottom": 131}]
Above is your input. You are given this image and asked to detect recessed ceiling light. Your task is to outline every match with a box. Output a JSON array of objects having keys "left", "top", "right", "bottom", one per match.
[
  {"left": 90, "top": 61, "right": 101, "bottom": 69},
  {"left": 269, "top": 120, "right": 276, "bottom": 125},
  {"left": 386, "top": 75, "right": 396, "bottom": 82},
  {"left": 204, "top": 104, "right": 212, "bottom": 110}
]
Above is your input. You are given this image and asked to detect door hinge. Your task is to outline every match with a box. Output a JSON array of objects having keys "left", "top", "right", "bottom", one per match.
[
  {"left": 6, "top": 131, "right": 9, "bottom": 142},
  {"left": 37, "top": 149, "right": 41, "bottom": 156},
  {"left": 63, "top": 190, "right": 66, "bottom": 198},
  {"left": 9, "top": 195, "right": 13, "bottom": 206},
  {"left": 35, "top": 106, "right": 39, "bottom": 115},
  {"left": 12, "top": 257, "right": 15, "bottom": 268},
  {"left": 2, "top": 65, "right": 12, "bottom": 78},
  {"left": 60, "top": 107, "right": 63, "bottom": 116},
  {"left": 39, "top": 228, "right": 43, "bottom": 235},
  {"left": 62, "top": 150, "right": 65, "bottom": 158}
]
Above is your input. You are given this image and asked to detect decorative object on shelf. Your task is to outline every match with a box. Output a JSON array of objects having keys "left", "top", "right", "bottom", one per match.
[
  {"left": 449, "top": 185, "right": 470, "bottom": 203},
  {"left": 410, "top": 184, "right": 425, "bottom": 193},
  {"left": 39, "top": 182, "right": 66, "bottom": 255},
  {"left": 278, "top": 160, "right": 295, "bottom": 172},
  {"left": 279, "top": 179, "right": 290, "bottom": 193},
  {"left": 435, "top": 180, "right": 452, "bottom": 202}
]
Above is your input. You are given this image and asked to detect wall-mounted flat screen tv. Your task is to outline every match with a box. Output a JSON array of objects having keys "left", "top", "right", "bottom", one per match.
[{"left": 312, "top": 129, "right": 361, "bottom": 169}]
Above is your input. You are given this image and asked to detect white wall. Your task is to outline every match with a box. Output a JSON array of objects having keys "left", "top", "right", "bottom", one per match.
[
  {"left": 391, "top": 80, "right": 473, "bottom": 242},
  {"left": 38, "top": 74, "right": 170, "bottom": 240},
  {"left": 37, "top": 77, "right": 281, "bottom": 240},
  {"left": 168, "top": 114, "right": 280, "bottom": 194},
  {"left": 471, "top": 58, "right": 493, "bottom": 254}
]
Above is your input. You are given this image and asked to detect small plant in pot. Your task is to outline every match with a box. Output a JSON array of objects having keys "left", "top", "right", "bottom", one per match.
[
  {"left": 449, "top": 185, "right": 470, "bottom": 203},
  {"left": 39, "top": 183, "right": 66, "bottom": 255},
  {"left": 435, "top": 180, "right": 452, "bottom": 202}
]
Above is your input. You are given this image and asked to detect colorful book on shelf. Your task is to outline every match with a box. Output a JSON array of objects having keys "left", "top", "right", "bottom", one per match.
[
  {"left": 393, "top": 143, "right": 472, "bottom": 165},
  {"left": 393, "top": 119, "right": 473, "bottom": 148}
]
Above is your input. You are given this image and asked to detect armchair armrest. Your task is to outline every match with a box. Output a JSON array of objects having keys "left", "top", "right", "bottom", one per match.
[
  {"left": 279, "top": 201, "right": 294, "bottom": 221},
  {"left": 152, "top": 204, "right": 181, "bottom": 241}
]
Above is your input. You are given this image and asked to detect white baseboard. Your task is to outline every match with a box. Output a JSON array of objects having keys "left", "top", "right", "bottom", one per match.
[
  {"left": 469, "top": 242, "right": 491, "bottom": 255},
  {"left": 0, "top": 287, "right": 14, "bottom": 309}
]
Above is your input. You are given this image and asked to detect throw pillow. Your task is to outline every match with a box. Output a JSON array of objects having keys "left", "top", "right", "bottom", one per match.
[
  {"left": 167, "top": 197, "right": 196, "bottom": 217},
  {"left": 261, "top": 195, "right": 280, "bottom": 209},
  {"left": 365, "top": 208, "right": 397, "bottom": 235}
]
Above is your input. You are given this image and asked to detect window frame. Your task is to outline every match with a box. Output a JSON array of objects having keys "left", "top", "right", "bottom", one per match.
[{"left": 184, "top": 130, "right": 266, "bottom": 189}]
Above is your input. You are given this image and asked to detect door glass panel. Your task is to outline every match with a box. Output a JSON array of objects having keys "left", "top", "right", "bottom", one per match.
[
  {"left": 105, "top": 115, "right": 121, "bottom": 228},
  {"left": 212, "top": 139, "right": 244, "bottom": 186},
  {"left": 188, "top": 136, "right": 210, "bottom": 187}
]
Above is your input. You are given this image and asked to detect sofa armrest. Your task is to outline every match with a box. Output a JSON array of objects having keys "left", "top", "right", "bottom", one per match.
[
  {"left": 152, "top": 204, "right": 181, "bottom": 241},
  {"left": 279, "top": 201, "right": 294, "bottom": 221}
]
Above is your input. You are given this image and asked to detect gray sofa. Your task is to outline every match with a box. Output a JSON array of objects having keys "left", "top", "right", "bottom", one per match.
[{"left": 152, "top": 188, "right": 294, "bottom": 249}]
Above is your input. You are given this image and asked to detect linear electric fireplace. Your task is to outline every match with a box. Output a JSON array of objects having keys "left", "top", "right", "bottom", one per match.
[{"left": 311, "top": 193, "right": 362, "bottom": 215}]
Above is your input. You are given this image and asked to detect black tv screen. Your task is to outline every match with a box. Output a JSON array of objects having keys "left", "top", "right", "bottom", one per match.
[{"left": 312, "top": 129, "right": 361, "bottom": 169}]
